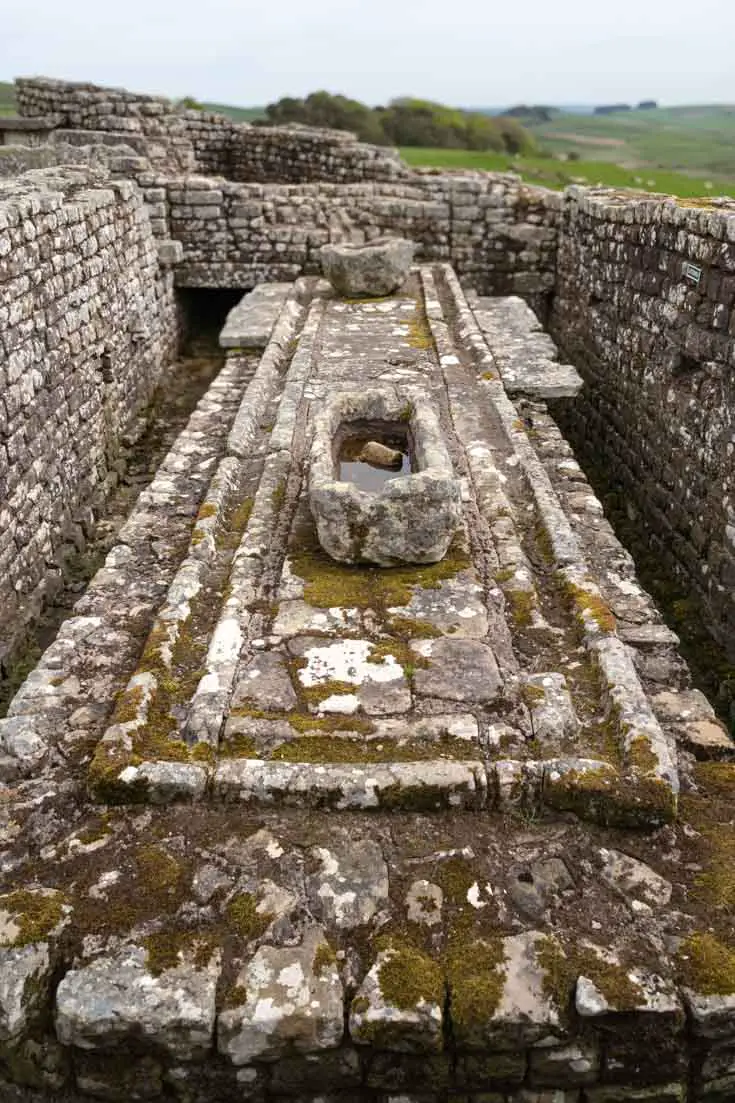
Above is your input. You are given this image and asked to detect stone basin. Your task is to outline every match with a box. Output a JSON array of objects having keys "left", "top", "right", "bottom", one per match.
[
  {"left": 319, "top": 237, "right": 415, "bottom": 298},
  {"left": 308, "top": 388, "right": 462, "bottom": 566}
]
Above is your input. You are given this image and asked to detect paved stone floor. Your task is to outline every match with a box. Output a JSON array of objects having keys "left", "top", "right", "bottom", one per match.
[{"left": 0, "top": 267, "right": 733, "bottom": 1101}]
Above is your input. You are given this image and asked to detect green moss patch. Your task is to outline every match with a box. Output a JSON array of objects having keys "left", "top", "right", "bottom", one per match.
[
  {"left": 446, "top": 936, "right": 506, "bottom": 1030},
  {"left": 537, "top": 935, "right": 643, "bottom": 1015},
  {"left": 563, "top": 581, "right": 616, "bottom": 634},
  {"left": 378, "top": 942, "right": 443, "bottom": 1010},
  {"left": 271, "top": 733, "right": 479, "bottom": 764},
  {"left": 288, "top": 538, "right": 471, "bottom": 616},
  {"left": 143, "top": 929, "right": 217, "bottom": 976},
  {"left": 226, "top": 893, "right": 273, "bottom": 941},
  {"left": 677, "top": 932, "right": 735, "bottom": 996},
  {"left": 0, "top": 891, "right": 66, "bottom": 948},
  {"left": 313, "top": 941, "right": 338, "bottom": 977}
]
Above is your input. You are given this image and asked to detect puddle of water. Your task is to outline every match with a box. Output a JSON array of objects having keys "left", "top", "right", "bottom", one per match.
[{"left": 338, "top": 430, "right": 412, "bottom": 493}]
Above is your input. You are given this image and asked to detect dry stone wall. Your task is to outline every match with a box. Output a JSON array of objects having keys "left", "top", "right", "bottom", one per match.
[
  {"left": 17, "top": 78, "right": 410, "bottom": 185},
  {"left": 0, "top": 164, "right": 179, "bottom": 671},
  {"left": 550, "top": 189, "right": 735, "bottom": 672},
  {"left": 162, "top": 172, "right": 559, "bottom": 311},
  {"left": 16, "top": 78, "right": 196, "bottom": 174}
]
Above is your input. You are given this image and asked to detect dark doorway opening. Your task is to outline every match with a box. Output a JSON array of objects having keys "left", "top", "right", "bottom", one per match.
[{"left": 176, "top": 287, "right": 247, "bottom": 355}]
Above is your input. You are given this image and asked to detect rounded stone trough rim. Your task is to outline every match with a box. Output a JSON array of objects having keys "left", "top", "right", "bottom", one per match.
[
  {"left": 320, "top": 234, "right": 414, "bottom": 256},
  {"left": 309, "top": 387, "right": 456, "bottom": 502}
]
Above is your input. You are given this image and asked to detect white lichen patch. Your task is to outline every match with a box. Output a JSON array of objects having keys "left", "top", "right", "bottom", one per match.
[{"left": 298, "top": 640, "right": 405, "bottom": 688}]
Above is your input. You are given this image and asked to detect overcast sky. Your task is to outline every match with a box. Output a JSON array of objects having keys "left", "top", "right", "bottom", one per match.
[{"left": 2, "top": 0, "right": 733, "bottom": 108}]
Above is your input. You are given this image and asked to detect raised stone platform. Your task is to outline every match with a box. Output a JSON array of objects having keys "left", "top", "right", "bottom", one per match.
[{"left": 0, "top": 267, "right": 733, "bottom": 1102}]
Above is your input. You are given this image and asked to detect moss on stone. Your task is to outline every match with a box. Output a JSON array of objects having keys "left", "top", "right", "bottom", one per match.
[
  {"left": 521, "top": 683, "right": 546, "bottom": 707},
  {"left": 692, "top": 821, "right": 735, "bottom": 912},
  {"left": 218, "top": 496, "right": 254, "bottom": 551},
  {"left": 286, "top": 712, "right": 376, "bottom": 736},
  {"left": 143, "top": 929, "right": 216, "bottom": 976},
  {"left": 224, "top": 983, "right": 248, "bottom": 1008},
  {"left": 380, "top": 781, "right": 447, "bottom": 811},
  {"left": 536, "top": 935, "right": 643, "bottom": 1015},
  {"left": 110, "top": 684, "right": 145, "bottom": 725},
  {"left": 446, "top": 936, "right": 506, "bottom": 1030},
  {"left": 434, "top": 857, "right": 477, "bottom": 904},
  {"left": 271, "top": 479, "right": 287, "bottom": 510},
  {"left": 289, "top": 539, "right": 471, "bottom": 616},
  {"left": 378, "top": 942, "right": 443, "bottom": 1010},
  {"left": 627, "top": 735, "right": 659, "bottom": 775},
  {"left": 0, "top": 891, "right": 66, "bottom": 948},
  {"left": 271, "top": 733, "right": 478, "bottom": 765},
  {"left": 677, "top": 932, "right": 735, "bottom": 995},
  {"left": 385, "top": 615, "right": 442, "bottom": 639},
  {"left": 196, "top": 502, "right": 217, "bottom": 521},
  {"left": 75, "top": 815, "right": 112, "bottom": 846},
  {"left": 222, "top": 732, "right": 260, "bottom": 758},
  {"left": 694, "top": 762, "right": 735, "bottom": 798},
  {"left": 505, "top": 587, "right": 536, "bottom": 627},
  {"left": 226, "top": 893, "right": 273, "bottom": 941},
  {"left": 407, "top": 311, "right": 434, "bottom": 351},
  {"left": 564, "top": 582, "right": 616, "bottom": 634},
  {"left": 313, "top": 941, "right": 338, "bottom": 977},
  {"left": 136, "top": 845, "right": 182, "bottom": 891}
]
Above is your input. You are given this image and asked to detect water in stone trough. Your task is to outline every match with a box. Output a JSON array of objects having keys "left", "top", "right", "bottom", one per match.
[{"left": 337, "top": 428, "right": 412, "bottom": 492}]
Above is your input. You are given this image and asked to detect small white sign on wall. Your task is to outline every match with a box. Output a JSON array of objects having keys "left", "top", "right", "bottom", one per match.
[{"left": 683, "top": 262, "right": 703, "bottom": 286}]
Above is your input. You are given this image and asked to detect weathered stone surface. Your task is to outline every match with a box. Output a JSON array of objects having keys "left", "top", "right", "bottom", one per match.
[
  {"left": 55, "top": 946, "right": 220, "bottom": 1060},
  {"left": 0, "top": 890, "right": 70, "bottom": 1047},
  {"left": 597, "top": 848, "right": 672, "bottom": 908},
  {"left": 683, "top": 988, "right": 735, "bottom": 1041},
  {"left": 320, "top": 237, "right": 414, "bottom": 297},
  {"left": 412, "top": 639, "right": 502, "bottom": 703},
  {"left": 406, "top": 880, "right": 444, "bottom": 927},
  {"left": 349, "top": 946, "right": 443, "bottom": 1053},
  {"left": 217, "top": 926, "right": 343, "bottom": 1064},
  {"left": 219, "top": 283, "right": 291, "bottom": 348},
  {"left": 309, "top": 387, "right": 461, "bottom": 566},
  {"left": 306, "top": 838, "right": 389, "bottom": 929},
  {"left": 231, "top": 651, "right": 298, "bottom": 712},
  {"left": 524, "top": 673, "right": 579, "bottom": 742},
  {"left": 452, "top": 931, "right": 565, "bottom": 1051},
  {"left": 473, "top": 294, "right": 582, "bottom": 398}
]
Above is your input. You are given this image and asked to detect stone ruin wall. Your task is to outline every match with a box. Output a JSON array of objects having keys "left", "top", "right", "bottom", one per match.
[
  {"left": 161, "top": 173, "right": 559, "bottom": 312},
  {"left": 0, "top": 164, "right": 180, "bottom": 671},
  {"left": 550, "top": 190, "right": 735, "bottom": 675},
  {"left": 16, "top": 77, "right": 408, "bottom": 185},
  {"left": 2, "top": 73, "right": 735, "bottom": 696}
]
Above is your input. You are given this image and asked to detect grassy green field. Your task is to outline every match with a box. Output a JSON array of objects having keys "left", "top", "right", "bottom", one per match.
[
  {"left": 201, "top": 101, "right": 265, "bottom": 122},
  {"left": 0, "top": 80, "right": 16, "bottom": 115},
  {"left": 399, "top": 146, "right": 735, "bottom": 199},
  {"left": 530, "top": 105, "right": 735, "bottom": 178}
]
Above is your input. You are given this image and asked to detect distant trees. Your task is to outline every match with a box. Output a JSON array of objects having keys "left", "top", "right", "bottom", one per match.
[
  {"left": 637, "top": 100, "right": 658, "bottom": 110},
  {"left": 594, "top": 103, "right": 631, "bottom": 115},
  {"left": 503, "top": 104, "right": 554, "bottom": 124},
  {"left": 177, "top": 96, "right": 204, "bottom": 110},
  {"left": 261, "top": 91, "right": 536, "bottom": 153}
]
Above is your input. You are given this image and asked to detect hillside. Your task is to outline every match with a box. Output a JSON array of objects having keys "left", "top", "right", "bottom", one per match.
[
  {"left": 200, "top": 101, "right": 265, "bottom": 122},
  {"left": 530, "top": 105, "right": 735, "bottom": 179},
  {"left": 400, "top": 146, "right": 735, "bottom": 200}
]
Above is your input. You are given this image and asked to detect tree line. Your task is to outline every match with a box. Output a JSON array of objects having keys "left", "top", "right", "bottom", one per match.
[{"left": 259, "top": 92, "right": 535, "bottom": 153}]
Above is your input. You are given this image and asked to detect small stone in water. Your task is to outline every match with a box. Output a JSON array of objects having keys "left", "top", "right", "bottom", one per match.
[{"left": 356, "top": 441, "right": 404, "bottom": 469}]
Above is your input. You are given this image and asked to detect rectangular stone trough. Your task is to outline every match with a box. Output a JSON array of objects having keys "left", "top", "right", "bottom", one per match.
[{"left": 308, "top": 386, "right": 462, "bottom": 566}]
